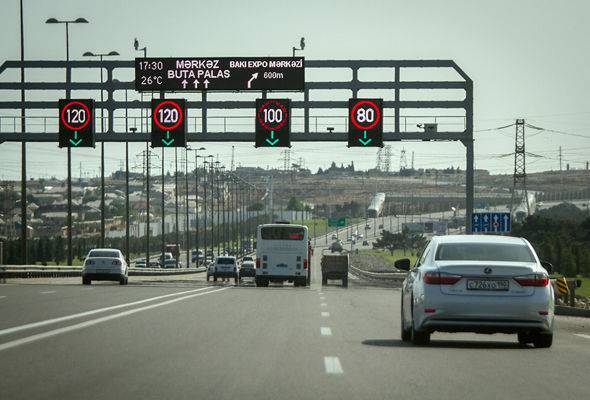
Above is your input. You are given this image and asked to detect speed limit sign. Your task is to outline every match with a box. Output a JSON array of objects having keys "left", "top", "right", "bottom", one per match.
[
  {"left": 58, "top": 99, "right": 95, "bottom": 148},
  {"left": 255, "top": 98, "right": 291, "bottom": 147},
  {"left": 151, "top": 99, "right": 186, "bottom": 147},
  {"left": 348, "top": 98, "right": 383, "bottom": 147}
]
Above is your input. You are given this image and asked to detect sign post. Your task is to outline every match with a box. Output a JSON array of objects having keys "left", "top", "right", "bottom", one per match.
[
  {"left": 58, "top": 99, "right": 95, "bottom": 148},
  {"left": 348, "top": 98, "right": 383, "bottom": 147}
]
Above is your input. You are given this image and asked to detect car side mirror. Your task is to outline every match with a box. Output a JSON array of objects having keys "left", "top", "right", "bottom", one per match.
[
  {"left": 540, "top": 261, "right": 553, "bottom": 274},
  {"left": 394, "top": 258, "right": 411, "bottom": 271}
]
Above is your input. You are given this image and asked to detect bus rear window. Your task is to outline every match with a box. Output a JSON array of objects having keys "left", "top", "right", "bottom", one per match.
[{"left": 261, "top": 226, "right": 305, "bottom": 240}]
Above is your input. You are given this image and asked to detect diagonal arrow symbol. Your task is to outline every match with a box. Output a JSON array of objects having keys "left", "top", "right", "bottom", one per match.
[
  {"left": 358, "top": 130, "right": 372, "bottom": 146},
  {"left": 69, "top": 130, "right": 82, "bottom": 146},
  {"left": 265, "top": 130, "right": 279, "bottom": 146}
]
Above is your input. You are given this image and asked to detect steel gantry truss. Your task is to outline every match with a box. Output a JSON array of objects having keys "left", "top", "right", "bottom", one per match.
[{"left": 0, "top": 58, "right": 475, "bottom": 231}]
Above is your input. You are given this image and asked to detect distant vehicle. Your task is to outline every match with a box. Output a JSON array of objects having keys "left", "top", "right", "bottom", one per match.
[
  {"left": 191, "top": 249, "right": 204, "bottom": 263},
  {"left": 135, "top": 258, "right": 147, "bottom": 268},
  {"left": 331, "top": 234, "right": 338, "bottom": 240},
  {"left": 239, "top": 261, "right": 256, "bottom": 281},
  {"left": 159, "top": 252, "right": 181, "bottom": 268},
  {"left": 329, "top": 241, "right": 343, "bottom": 253},
  {"left": 398, "top": 235, "right": 554, "bottom": 347},
  {"left": 164, "top": 244, "right": 180, "bottom": 260},
  {"left": 365, "top": 224, "right": 371, "bottom": 230},
  {"left": 378, "top": 224, "right": 384, "bottom": 229},
  {"left": 362, "top": 240, "right": 369, "bottom": 246},
  {"left": 321, "top": 250, "right": 349, "bottom": 287},
  {"left": 367, "top": 193, "right": 386, "bottom": 218},
  {"left": 82, "top": 248, "right": 128, "bottom": 285},
  {"left": 211, "top": 255, "right": 238, "bottom": 283},
  {"left": 255, "top": 223, "right": 309, "bottom": 287},
  {"left": 357, "top": 234, "right": 364, "bottom": 239},
  {"left": 242, "top": 256, "right": 254, "bottom": 263}
]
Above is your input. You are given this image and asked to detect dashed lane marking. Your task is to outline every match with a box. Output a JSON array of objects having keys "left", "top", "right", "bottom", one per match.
[
  {"left": 321, "top": 312, "right": 330, "bottom": 317},
  {"left": 320, "top": 303, "right": 327, "bottom": 307},
  {"left": 320, "top": 327, "right": 332, "bottom": 336},
  {"left": 40, "top": 291, "right": 56, "bottom": 294},
  {"left": 574, "top": 333, "right": 590, "bottom": 340},
  {"left": 324, "top": 356, "right": 343, "bottom": 374}
]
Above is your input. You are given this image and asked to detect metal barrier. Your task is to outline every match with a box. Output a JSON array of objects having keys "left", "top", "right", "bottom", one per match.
[{"left": 0, "top": 265, "right": 206, "bottom": 279}]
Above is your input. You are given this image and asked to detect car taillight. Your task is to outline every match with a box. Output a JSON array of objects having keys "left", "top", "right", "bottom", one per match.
[
  {"left": 112, "top": 260, "right": 120, "bottom": 266},
  {"left": 514, "top": 274, "right": 549, "bottom": 287},
  {"left": 423, "top": 271, "right": 462, "bottom": 285},
  {"left": 256, "top": 258, "right": 260, "bottom": 268},
  {"left": 303, "top": 259, "right": 308, "bottom": 269}
]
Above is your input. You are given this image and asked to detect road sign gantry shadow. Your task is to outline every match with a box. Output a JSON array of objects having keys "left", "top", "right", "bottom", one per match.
[{"left": 0, "top": 58, "right": 474, "bottom": 230}]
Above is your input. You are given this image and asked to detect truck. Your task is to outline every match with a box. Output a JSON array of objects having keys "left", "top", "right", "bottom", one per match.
[
  {"left": 321, "top": 250, "right": 349, "bottom": 288},
  {"left": 165, "top": 244, "right": 180, "bottom": 261}
]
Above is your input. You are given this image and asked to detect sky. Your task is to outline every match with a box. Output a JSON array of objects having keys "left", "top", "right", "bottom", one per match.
[{"left": 1, "top": 0, "right": 590, "bottom": 180}]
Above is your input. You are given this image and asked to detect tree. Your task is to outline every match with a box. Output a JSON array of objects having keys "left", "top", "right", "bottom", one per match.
[
  {"left": 373, "top": 230, "right": 405, "bottom": 256},
  {"left": 286, "top": 197, "right": 303, "bottom": 211},
  {"left": 248, "top": 202, "right": 264, "bottom": 211}
]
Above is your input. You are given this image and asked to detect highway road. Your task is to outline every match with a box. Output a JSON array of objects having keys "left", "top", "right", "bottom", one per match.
[{"left": 1, "top": 245, "right": 590, "bottom": 400}]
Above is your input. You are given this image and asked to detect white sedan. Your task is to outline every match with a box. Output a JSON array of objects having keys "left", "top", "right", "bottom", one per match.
[
  {"left": 82, "top": 248, "right": 128, "bottom": 285},
  {"left": 397, "top": 235, "right": 554, "bottom": 347}
]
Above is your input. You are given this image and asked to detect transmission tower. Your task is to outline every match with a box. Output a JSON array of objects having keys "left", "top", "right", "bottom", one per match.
[
  {"left": 510, "top": 119, "right": 529, "bottom": 214},
  {"left": 383, "top": 145, "right": 392, "bottom": 172},
  {"left": 279, "top": 149, "right": 291, "bottom": 172},
  {"left": 411, "top": 151, "right": 415, "bottom": 170},
  {"left": 230, "top": 145, "right": 235, "bottom": 172},
  {"left": 375, "top": 148, "right": 383, "bottom": 171},
  {"left": 399, "top": 148, "right": 408, "bottom": 171}
]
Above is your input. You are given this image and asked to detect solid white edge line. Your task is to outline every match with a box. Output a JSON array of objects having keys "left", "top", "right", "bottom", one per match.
[
  {"left": 324, "top": 356, "right": 343, "bottom": 374},
  {"left": 320, "top": 303, "right": 327, "bottom": 307},
  {"left": 574, "top": 333, "right": 590, "bottom": 340},
  {"left": 0, "top": 296, "right": 6, "bottom": 299},
  {"left": 0, "top": 286, "right": 214, "bottom": 337},
  {"left": 0, "top": 287, "right": 228, "bottom": 352},
  {"left": 320, "top": 296, "right": 326, "bottom": 300},
  {"left": 320, "top": 327, "right": 332, "bottom": 336},
  {"left": 40, "top": 291, "right": 56, "bottom": 294},
  {"left": 321, "top": 311, "right": 330, "bottom": 317}
]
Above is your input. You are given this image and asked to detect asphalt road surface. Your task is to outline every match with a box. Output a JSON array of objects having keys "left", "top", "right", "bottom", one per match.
[{"left": 1, "top": 245, "right": 589, "bottom": 400}]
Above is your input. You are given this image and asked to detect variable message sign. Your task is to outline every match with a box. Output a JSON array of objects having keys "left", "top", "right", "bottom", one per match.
[
  {"left": 58, "top": 99, "right": 95, "bottom": 148},
  {"left": 136, "top": 57, "right": 304, "bottom": 92},
  {"left": 151, "top": 99, "right": 186, "bottom": 148},
  {"left": 255, "top": 98, "right": 291, "bottom": 147},
  {"left": 348, "top": 98, "right": 383, "bottom": 147}
]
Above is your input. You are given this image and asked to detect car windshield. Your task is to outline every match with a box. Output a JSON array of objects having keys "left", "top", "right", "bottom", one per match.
[
  {"left": 217, "top": 258, "right": 235, "bottom": 264},
  {"left": 88, "top": 250, "right": 119, "bottom": 258},
  {"left": 435, "top": 243, "right": 535, "bottom": 262},
  {"left": 261, "top": 226, "right": 305, "bottom": 240}
]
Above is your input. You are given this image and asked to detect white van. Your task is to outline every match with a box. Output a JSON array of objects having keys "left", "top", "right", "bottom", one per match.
[{"left": 255, "top": 223, "right": 309, "bottom": 287}]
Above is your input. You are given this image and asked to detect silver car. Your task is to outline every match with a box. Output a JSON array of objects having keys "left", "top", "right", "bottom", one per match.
[{"left": 397, "top": 235, "right": 554, "bottom": 347}]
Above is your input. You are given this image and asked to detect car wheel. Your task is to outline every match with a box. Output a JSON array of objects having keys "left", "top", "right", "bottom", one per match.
[
  {"left": 234, "top": 275, "right": 238, "bottom": 285},
  {"left": 82, "top": 278, "right": 90, "bottom": 285},
  {"left": 213, "top": 275, "right": 218, "bottom": 282},
  {"left": 322, "top": 275, "right": 327, "bottom": 286},
  {"left": 532, "top": 333, "right": 553, "bottom": 348},
  {"left": 206, "top": 274, "right": 210, "bottom": 282},
  {"left": 401, "top": 299, "right": 412, "bottom": 342},
  {"left": 342, "top": 276, "right": 348, "bottom": 288},
  {"left": 410, "top": 298, "right": 430, "bottom": 345},
  {"left": 119, "top": 276, "right": 126, "bottom": 285}
]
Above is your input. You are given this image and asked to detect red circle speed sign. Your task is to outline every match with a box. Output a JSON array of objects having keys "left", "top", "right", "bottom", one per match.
[
  {"left": 153, "top": 100, "right": 184, "bottom": 131},
  {"left": 350, "top": 100, "right": 381, "bottom": 130},
  {"left": 256, "top": 100, "right": 289, "bottom": 131},
  {"left": 60, "top": 101, "right": 91, "bottom": 131}
]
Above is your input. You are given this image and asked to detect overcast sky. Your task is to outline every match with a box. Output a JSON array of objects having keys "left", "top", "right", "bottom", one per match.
[{"left": 1, "top": 0, "right": 589, "bottom": 180}]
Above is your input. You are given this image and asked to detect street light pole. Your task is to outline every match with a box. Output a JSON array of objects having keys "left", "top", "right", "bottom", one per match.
[
  {"left": 45, "top": 17, "right": 88, "bottom": 266},
  {"left": 19, "top": 0, "right": 27, "bottom": 265},
  {"left": 82, "top": 50, "right": 119, "bottom": 248}
]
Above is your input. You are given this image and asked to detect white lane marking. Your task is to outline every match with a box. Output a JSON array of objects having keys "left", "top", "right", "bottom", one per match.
[
  {"left": 320, "top": 296, "right": 326, "bottom": 301},
  {"left": 40, "top": 291, "right": 56, "bottom": 294},
  {"left": 0, "top": 287, "right": 228, "bottom": 352},
  {"left": 320, "top": 303, "right": 327, "bottom": 307},
  {"left": 320, "top": 327, "right": 332, "bottom": 336},
  {"left": 318, "top": 292, "right": 324, "bottom": 295},
  {"left": 0, "top": 286, "right": 214, "bottom": 337},
  {"left": 324, "top": 356, "right": 343, "bottom": 374},
  {"left": 321, "top": 311, "right": 330, "bottom": 317},
  {"left": 0, "top": 296, "right": 6, "bottom": 299},
  {"left": 574, "top": 333, "right": 590, "bottom": 340}
]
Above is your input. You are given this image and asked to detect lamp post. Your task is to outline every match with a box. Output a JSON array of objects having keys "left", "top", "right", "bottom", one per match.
[
  {"left": 187, "top": 147, "right": 206, "bottom": 266},
  {"left": 292, "top": 37, "right": 305, "bottom": 57},
  {"left": 82, "top": 50, "right": 119, "bottom": 248},
  {"left": 45, "top": 17, "right": 88, "bottom": 266}
]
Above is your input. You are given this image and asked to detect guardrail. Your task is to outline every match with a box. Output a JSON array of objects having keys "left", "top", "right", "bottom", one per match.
[
  {"left": 348, "top": 264, "right": 406, "bottom": 281},
  {"left": 0, "top": 265, "right": 206, "bottom": 280}
]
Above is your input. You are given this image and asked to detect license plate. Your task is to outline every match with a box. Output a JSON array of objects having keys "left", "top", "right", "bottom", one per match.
[
  {"left": 466, "top": 279, "right": 509, "bottom": 291},
  {"left": 276, "top": 263, "right": 288, "bottom": 268},
  {"left": 98, "top": 269, "right": 111, "bottom": 274}
]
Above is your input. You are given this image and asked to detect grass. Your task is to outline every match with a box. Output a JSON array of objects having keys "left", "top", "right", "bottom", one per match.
[
  {"left": 301, "top": 217, "right": 363, "bottom": 239},
  {"left": 358, "top": 248, "right": 418, "bottom": 267}
]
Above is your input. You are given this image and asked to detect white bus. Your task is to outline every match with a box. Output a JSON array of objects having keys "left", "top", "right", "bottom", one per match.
[{"left": 255, "top": 223, "right": 309, "bottom": 287}]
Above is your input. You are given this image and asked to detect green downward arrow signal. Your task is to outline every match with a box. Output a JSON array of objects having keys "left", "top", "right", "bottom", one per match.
[
  {"left": 69, "top": 131, "right": 82, "bottom": 146},
  {"left": 265, "top": 130, "right": 279, "bottom": 146},
  {"left": 162, "top": 131, "right": 175, "bottom": 146},
  {"left": 358, "top": 130, "right": 372, "bottom": 146}
]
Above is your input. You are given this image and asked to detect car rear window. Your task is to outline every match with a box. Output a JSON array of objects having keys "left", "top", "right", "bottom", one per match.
[
  {"left": 435, "top": 243, "right": 535, "bottom": 262},
  {"left": 88, "top": 250, "right": 119, "bottom": 258},
  {"left": 261, "top": 226, "right": 305, "bottom": 240},
  {"left": 216, "top": 257, "right": 235, "bottom": 264}
]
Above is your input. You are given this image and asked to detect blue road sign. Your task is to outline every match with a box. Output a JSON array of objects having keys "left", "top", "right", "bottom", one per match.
[{"left": 471, "top": 212, "right": 511, "bottom": 233}]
